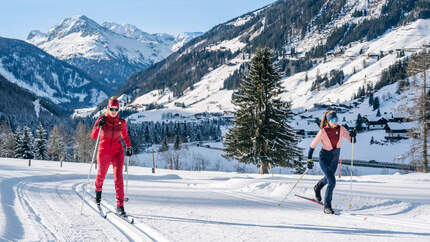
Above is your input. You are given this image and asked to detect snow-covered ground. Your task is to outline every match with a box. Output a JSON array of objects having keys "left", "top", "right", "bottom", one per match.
[{"left": 1, "top": 158, "right": 430, "bottom": 241}]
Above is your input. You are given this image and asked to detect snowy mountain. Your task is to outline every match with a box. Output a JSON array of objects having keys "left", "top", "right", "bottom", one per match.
[
  {"left": 27, "top": 15, "right": 202, "bottom": 86},
  {"left": 119, "top": 0, "right": 429, "bottom": 114},
  {"left": 0, "top": 73, "right": 70, "bottom": 127},
  {"left": 0, "top": 36, "right": 109, "bottom": 109},
  {"left": 102, "top": 22, "right": 202, "bottom": 52}
]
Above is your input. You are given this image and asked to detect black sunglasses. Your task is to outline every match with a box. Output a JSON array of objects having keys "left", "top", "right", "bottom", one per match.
[{"left": 109, "top": 107, "right": 119, "bottom": 112}]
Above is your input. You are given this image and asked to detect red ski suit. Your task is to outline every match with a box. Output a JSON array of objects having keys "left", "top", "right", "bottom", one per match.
[{"left": 91, "top": 115, "right": 131, "bottom": 206}]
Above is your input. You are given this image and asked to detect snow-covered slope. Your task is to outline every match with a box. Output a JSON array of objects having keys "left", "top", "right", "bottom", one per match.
[
  {"left": 27, "top": 15, "right": 202, "bottom": 85},
  {"left": 122, "top": 0, "right": 428, "bottom": 116},
  {"left": 0, "top": 36, "right": 108, "bottom": 109},
  {"left": 282, "top": 19, "right": 430, "bottom": 110},
  {"left": 1, "top": 158, "right": 430, "bottom": 241}
]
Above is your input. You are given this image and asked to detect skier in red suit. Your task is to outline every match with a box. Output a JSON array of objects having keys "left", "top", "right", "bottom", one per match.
[{"left": 91, "top": 96, "right": 132, "bottom": 216}]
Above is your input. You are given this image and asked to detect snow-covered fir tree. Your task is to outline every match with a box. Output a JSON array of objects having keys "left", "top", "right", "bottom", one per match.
[
  {"left": 0, "top": 123, "right": 15, "bottom": 158},
  {"left": 224, "top": 47, "right": 302, "bottom": 174},
  {"left": 34, "top": 123, "right": 48, "bottom": 160},
  {"left": 21, "top": 126, "right": 35, "bottom": 159}
]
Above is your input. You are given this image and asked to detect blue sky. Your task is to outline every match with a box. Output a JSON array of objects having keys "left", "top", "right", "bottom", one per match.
[{"left": 1, "top": 0, "right": 276, "bottom": 40}]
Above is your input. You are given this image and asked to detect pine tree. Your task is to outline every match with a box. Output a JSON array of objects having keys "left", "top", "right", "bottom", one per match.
[
  {"left": 356, "top": 113, "right": 364, "bottom": 131},
  {"left": 373, "top": 97, "right": 380, "bottom": 111},
  {"left": 21, "top": 126, "right": 35, "bottom": 159},
  {"left": 369, "top": 93, "right": 374, "bottom": 106},
  {"left": 34, "top": 123, "right": 48, "bottom": 160},
  {"left": 0, "top": 123, "right": 15, "bottom": 158},
  {"left": 376, "top": 109, "right": 381, "bottom": 117},
  {"left": 174, "top": 135, "right": 181, "bottom": 150},
  {"left": 224, "top": 47, "right": 302, "bottom": 174},
  {"left": 14, "top": 127, "right": 23, "bottom": 158}
]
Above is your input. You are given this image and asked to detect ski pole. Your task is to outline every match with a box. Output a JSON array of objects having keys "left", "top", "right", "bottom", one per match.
[
  {"left": 81, "top": 127, "right": 101, "bottom": 214},
  {"left": 338, "top": 156, "right": 342, "bottom": 178},
  {"left": 282, "top": 168, "right": 309, "bottom": 202},
  {"left": 269, "top": 163, "right": 274, "bottom": 177},
  {"left": 348, "top": 142, "right": 354, "bottom": 208},
  {"left": 124, "top": 155, "right": 130, "bottom": 202}
]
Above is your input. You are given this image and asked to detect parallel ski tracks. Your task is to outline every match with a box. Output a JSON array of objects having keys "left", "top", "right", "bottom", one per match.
[
  {"left": 216, "top": 189, "right": 430, "bottom": 230},
  {"left": 74, "top": 183, "right": 169, "bottom": 242}
]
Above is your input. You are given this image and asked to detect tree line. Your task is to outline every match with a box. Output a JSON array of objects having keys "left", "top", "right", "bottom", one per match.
[
  {"left": 0, "top": 118, "right": 224, "bottom": 163},
  {"left": 0, "top": 122, "right": 96, "bottom": 163}
]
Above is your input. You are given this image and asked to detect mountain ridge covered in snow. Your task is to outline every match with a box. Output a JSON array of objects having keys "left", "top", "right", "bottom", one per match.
[
  {"left": 0, "top": 36, "right": 109, "bottom": 109},
  {"left": 27, "top": 15, "right": 202, "bottom": 86},
  {"left": 115, "top": 0, "right": 429, "bottom": 117}
]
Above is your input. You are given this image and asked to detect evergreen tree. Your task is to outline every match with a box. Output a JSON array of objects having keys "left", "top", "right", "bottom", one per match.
[
  {"left": 14, "top": 127, "right": 23, "bottom": 158},
  {"left": 0, "top": 123, "right": 15, "bottom": 158},
  {"left": 174, "top": 135, "right": 181, "bottom": 150},
  {"left": 34, "top": 123, "right": 48, "bottom": 160},
  {"left": 376, "top": 109, "right": 381, "bottom": 117},
  {"left": 356, "top": 113, "right": 364, "bottom": 131},
  {"left": 21, "top": 126, "right": 35, "bottom": 159},
  {"left": 224, "top": 47, "right": 302, "bottom": 174},
  {"left": 373, "top": 97, "right": 380, "bottom": 111},
  {"left": 369, "top": 93, "right": 374, "bottom": 106}
]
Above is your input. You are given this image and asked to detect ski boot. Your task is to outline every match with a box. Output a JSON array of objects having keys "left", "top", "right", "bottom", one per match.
[
  {"left": 314, "top": 180, "right": 325, "bottom": 202},
  {"left": 95, "top": 191, "right": 102, "bottom": 206},
  {"left": 324, "top": 205, "right": 335, "bottom": 214},
  {"left": 117, "top": 206, "right": 126, "bottom": 217}
]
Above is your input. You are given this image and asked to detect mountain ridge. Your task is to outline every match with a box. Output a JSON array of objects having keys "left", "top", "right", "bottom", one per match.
[{"left": 27, "top": 15, "right": 202, "bottom": 85}]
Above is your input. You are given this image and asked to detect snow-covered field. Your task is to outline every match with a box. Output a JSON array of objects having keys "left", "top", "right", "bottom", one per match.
[{"left": 1, "top": 158, "right": 430, "bottom": 241}]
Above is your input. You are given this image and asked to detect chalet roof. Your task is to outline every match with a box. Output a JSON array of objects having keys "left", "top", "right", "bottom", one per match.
[
  {"left": 365, "top": 115, "right": 387, "bottom": 122},
  {"left": 386, "top": 122, "right": 416, "bottom": 131}
]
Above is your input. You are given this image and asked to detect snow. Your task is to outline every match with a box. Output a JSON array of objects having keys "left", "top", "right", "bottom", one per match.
[
  {"left": 72, "top": 107, "right": 98, "bottom": 118},
  {"left": 28, "top": 16, "right": 202, "bottom": 69},
  {"left": 249, "top": 17, "right": 265, "bottom": 41},
  {"left": 89, "top": 88, "right": 108, "bottom": 106},
  {"left": 206, "top": 36, "right": 246, "bottom": 53},
  {"left": 131, "top": 55, "right": 247, "bottom": 114},
  {"left": 33, "top": 99, "right": 41, "bottom": 118},
  {"left": 0, "top": 63, "right": 70, "bottom": 104},
  {"left": 125, "top": 15, "right": 430, "bottom": 120},
  {"left": 227, "top": 15, "right": 253, "bottom": 27},
  {"left": 1, "top": 158, "right": 430, "bottom": 241},
  {"left": 386, "top": 122, "right": 415, "bottom": 131}
]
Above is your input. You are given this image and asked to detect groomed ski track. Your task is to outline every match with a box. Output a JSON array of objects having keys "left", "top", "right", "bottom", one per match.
[{"left": 1, "top": 158, "right": 430, "bottom": 241}]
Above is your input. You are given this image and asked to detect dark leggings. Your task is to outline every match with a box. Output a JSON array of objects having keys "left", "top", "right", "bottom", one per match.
[{"left": 318, "top": 148, "right": 340, "bottom": 207}]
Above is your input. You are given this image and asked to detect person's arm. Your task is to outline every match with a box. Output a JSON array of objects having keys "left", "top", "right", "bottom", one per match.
[
  {"left": 91, "top": 116, "right": 104, "bottom": 139},
  {"left": 341, "top": 126, "right": 356, "bottom": 143},
  {"left": 307, "top": 129, "right": 322, "bottom": 169},
  {"left": 308, "top": 129, "right": 323, "bottom": 159},
  {"left": 121, "top": 120, "right": 133, "bottom": 156},
  {"left": 121, "top": 119, "right": 131, "bottom": 148}
]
